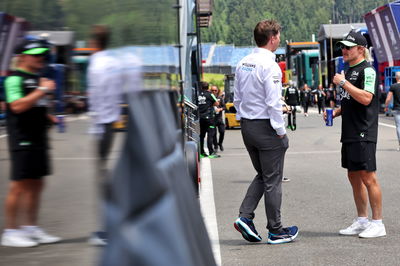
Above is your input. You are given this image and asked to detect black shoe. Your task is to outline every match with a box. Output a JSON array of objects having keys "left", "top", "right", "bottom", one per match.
[
  {"left": 219, "top": 144, "right": 224, "bottom": 151},
  {"left": 88, "top": 231, "right": 107, "bottom": 246}
]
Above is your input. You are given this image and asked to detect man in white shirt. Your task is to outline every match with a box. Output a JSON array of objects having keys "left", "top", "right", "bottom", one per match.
[
  {"left": 87, "top": 25, "right": 123, "bottom": 246},
  {"left": 233, "top": 19, "right": 298, "bottom": 245}
]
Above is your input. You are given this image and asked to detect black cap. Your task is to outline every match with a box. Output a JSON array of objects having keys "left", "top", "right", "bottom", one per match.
[
  {"left": 338, "top": 30, "right": 368, "bottom": 48},
  {"left": 15, "top": 39, "right": 49, "bottom": 55}
]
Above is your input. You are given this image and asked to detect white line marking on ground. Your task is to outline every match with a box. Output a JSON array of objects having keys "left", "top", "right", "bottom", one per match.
[
  {"left": 199, "top": 157, "right": 222, "bottom": 266},
  {"left": 379, "top": 122, "right": 396, "bottom": 129}
]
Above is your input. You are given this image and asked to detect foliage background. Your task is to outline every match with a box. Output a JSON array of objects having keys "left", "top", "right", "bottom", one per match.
[{"left": 1, "top": 0, "right": 392, "bottom": 46}]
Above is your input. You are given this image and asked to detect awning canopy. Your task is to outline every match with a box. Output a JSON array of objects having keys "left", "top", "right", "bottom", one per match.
[
  {"left": 318, "top": 23, "right": 366, "bottom": 41},
  {"left": 28, "top": 31, "right": 75, "bottom": 46}
]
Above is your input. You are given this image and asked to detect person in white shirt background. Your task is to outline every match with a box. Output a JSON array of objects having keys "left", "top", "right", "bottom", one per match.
[{"left": 87, "top": 25, "right": 123, "bottom": 246}]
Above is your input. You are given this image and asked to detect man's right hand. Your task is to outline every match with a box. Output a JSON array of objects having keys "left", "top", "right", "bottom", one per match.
[{"left": 39, "top": 78, "right": 56, "bottom": 92}]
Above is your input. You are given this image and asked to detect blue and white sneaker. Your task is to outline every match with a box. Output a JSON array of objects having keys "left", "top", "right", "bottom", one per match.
[
  {"left": 234, "top": 217, "right": 262, "bottom": 242},
  {"left": 267, "top": 226, "right": 299, "bottom": 244}
]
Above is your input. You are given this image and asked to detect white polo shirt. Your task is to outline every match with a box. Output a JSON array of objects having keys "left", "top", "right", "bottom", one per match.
[{"left": 233, "top": 47, "right": 286, "bottom": 135}]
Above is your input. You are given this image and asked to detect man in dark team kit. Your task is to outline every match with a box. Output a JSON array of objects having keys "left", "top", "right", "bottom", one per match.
[
  {"left": 329, "top": 30, "right": 385, "bottom": 238},
  {"left": 198, "top": 82, "right": 219, "bottom": 158},
  {"left": 1, "top": 40, "right": 61, "bottom": 247},
  {"left": 284, "top": 81, "right": 300, "bottom": 130},
  {"left": 384, "top": 72, "right": 400, "bottom": 150}
]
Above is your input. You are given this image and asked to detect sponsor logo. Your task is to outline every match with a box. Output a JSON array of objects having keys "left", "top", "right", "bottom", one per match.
[
  {"left": 242, "top": 63, "right": 255, "bottom": 68},
  {"left": 198, "top": 95, "right": 206, "bottom": 105},
  {"left": 339, "top": 89, "right": 351, "bottom": 100},
  {"left": 24, "top": 79, "right": 38, "bottom": 89},
  {"left": 241, "top": 62, "right": 255, "bottom": 72},
  {"left": 346, "top": 35, "right": 356, "bottom": 41},
  {"left": 349, "top": 71, "right": 359, "bottom": 81}
]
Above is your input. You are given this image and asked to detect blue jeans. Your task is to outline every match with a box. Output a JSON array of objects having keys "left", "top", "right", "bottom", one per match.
[{"left": 394, "top": 110, "right": 400, "bottom": 145}]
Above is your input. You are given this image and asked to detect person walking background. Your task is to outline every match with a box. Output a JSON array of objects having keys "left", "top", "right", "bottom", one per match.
[
  {"left": 301, "top": 83, "right": 311, "bottom": 116},
  {"left": 87, "top": 25, "right": 123, "bottom": 245},
  {"left": 211, "top": 85, "right": 226, "bottom": 152},
  {"left": 284, "top": 80, "right": 300, "bottom": 130},
  {"left": 330, "top": 30, "right": 385, "bottom": 238},
  {"left": 198, "top": 81, "right": 219, "bottom": 158},
  {"left": 326, "top": 83, "right": 337, "bottom": 108},
  {"left": 233, "top": 19, "right": 298, "bottom": 245},
  {"left": 315, "top": 84, "right": 326, "bottom": 115},
  {"left": 384, "top": 72, "right": 400, "bottom": 151}
]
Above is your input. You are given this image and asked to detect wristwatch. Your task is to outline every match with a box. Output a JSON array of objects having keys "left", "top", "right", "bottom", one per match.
[
  {"left": 339, "top": 79, "right": 346, "bottom": 87},
  {"left": 37, "top": 86, "right": 48, "bottom": 92}
]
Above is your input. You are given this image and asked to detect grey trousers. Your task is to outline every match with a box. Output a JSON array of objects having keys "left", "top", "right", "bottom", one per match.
[{"left": 239, "top": 119, "right": 288, "bottom": 234}]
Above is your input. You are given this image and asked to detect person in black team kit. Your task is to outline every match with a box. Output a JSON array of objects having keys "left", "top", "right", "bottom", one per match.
[
  {"left": 1, "top": 39, "right": 61, "bottom": 247},
  {"left": 384, "top": 72, "right": 400, "bottom": 151},
  {"left": 198, "top": 82, "right": 219, "bottom": 158},
  {"left": 284, "top": 81, "right": 300, "bottom": 130},
  {"left": 301, "top": 83, "right": 311, "bottom": 116},
  {"left": 325, "top": 83, "right": 337, "bottom": 108},
  {"left": 314, "top": 84, "right": 326, "bottom": 115},
  {"left": 328, "top": 30, "right": 386, "bottom": 238},
  {"left": 211, "top": 85, "right": 226, "bottom": 152}
]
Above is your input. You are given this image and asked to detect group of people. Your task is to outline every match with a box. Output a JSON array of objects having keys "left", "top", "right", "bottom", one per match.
[
  {"left": 233, "top": 19, "right": 386, "bottom": 245},
  {"left": 282, "top": 82, "right": 337, "bottom": 119},
  {"left": 198, "top": 82, "right": 226, "bottom": 159},
  {"left": 1, "top": 18, "right": 398, "bottom": 253}
]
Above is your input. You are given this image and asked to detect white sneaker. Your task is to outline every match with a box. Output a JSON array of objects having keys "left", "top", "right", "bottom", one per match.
[
  {"left": 359, "top": 222, "right": 386, "bottom": 238},
  {"left": 339, "top": 219, "right": 370, "bottom": 235},
  {"left": 1, "top": 230, "right": 38, "bottom": 247},
  {"left": 23, "top": 227, "right": 62, "bottom": 244}
]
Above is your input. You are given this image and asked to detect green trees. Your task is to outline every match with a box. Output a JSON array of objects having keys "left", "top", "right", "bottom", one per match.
[
  {"left": 2, "top": 0, "right": 64, "bottom": 30},
  {"left": 1, "top": 0, "right": 392, "bottom": 46},
  {"left": 201, "top": 0, "right": 390, "bottom": 45}
]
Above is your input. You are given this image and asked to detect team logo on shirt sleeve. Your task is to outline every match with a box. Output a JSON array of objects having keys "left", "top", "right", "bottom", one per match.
[{"left": 273, "top": 75, "right": 280, "bottom": 84}]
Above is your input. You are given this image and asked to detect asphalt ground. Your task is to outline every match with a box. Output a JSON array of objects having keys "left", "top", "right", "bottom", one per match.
[
  {"left": 0, "top": 108, "right": 399, "bottom": 266},
  {"left": 0, "top": 116, "right": 125, "bottom": 266},
  {"left": 210, "top": 108, "right": 400, "bottom": 266}
]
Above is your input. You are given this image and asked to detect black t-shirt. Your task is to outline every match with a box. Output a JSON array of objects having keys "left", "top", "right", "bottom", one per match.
[
  {"left": 389, "top": 82, "right": 400, "bottom": 111},
  {"left": 198, "top": 90, "right": 217, "bottom": 121},
  {"left": 214, "top": 95, "right": 225, "bottom": 123},
  {"left": 301, "top": 89, "right": 311, "bottom": 104},
  {"left": 284, "top": 86, "right": 299, "bottom": 106},
  {"left": 315, "top": 89, "right": 325, "bottom": 101},
  {"left": 339, "top": 60, "right": 379, "bottom": 143},
  {"left": 325, "top": 87, "right": 336, "bottom": 100},
  {"left": 5, "top": 70, "right": 48, "bottom": 151}
]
